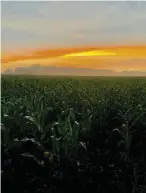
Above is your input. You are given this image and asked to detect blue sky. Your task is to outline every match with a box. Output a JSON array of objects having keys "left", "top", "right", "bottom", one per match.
[{"left": 2, "top": 1, "right": 146, "bottom": 52}]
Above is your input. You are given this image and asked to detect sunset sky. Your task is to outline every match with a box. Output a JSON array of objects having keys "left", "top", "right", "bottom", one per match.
[{"left": 1, "top": 1, "right": 146, "bottom": 73}]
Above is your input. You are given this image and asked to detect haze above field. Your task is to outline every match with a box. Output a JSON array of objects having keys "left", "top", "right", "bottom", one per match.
[
  {"left": 3, "top": 65, "right": 146, "bottom": 77},
  {"left": 1, "top": 1, "right": 146, "bottom": 75}
]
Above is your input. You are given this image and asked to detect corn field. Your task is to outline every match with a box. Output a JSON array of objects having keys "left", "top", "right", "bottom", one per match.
[{"left": 1, "top": 75, "right": 146, "bottom": 193}]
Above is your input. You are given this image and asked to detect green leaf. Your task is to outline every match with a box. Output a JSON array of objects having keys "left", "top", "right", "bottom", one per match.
[{"left": 79, "top": 141, "right": 87, "bottom": 151}]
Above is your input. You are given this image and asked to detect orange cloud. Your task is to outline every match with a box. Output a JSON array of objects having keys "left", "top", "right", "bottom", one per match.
[{"left": 1, "top": 45, "right": 146, "bottom": 72}]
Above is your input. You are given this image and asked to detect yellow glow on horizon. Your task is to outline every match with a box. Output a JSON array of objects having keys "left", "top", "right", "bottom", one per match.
[{"left": 61, "top": 50, "right": 117, "bottom": 58}]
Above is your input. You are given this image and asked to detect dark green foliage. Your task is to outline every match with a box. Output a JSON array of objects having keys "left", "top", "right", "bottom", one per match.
[{"left": 1, "top": 75, "right": 146, "bottom": 193}]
